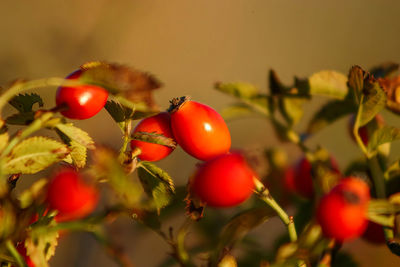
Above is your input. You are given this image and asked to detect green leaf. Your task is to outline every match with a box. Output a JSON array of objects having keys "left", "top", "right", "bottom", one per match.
[
  {"left": 79, "top": 62, "right": 161, "bottom": 112},
  {"left": 3, "top": 136, "right": 69, "bottom": 174},
  {"left": 215, "top": 207, "right": 275, "bottom": 257},
  {"left": 220, "top": 103, "right": 256, "bottom": 120},
  {"left": 367, "top": 125, "right": 400, "bottom": 153},
  {"left": 25, "top": 222, "right": 59, "bottom": 267},
  {"left": 368, "top": 199, "right": 400, "bottom": 216},
  {"left": 8, "top": 93, "right": 43, "bottom": 113},
  {"left": 92, "top": 147, "right": 142, "bottom": 208},
  {"left": 279, "top": 97, "right": 306, "bottom": 126},
  {"left": 105, "top": 100, "right": 134, "bottom": 123},
  {"left": 18, "top": 178, "right": 48, "bottom": 209},
  {"left": 358, "top": 76, "right": 387, "bottom": 126},
  {"left": 131, "top": 132, "right": 176, "bottom": 148},
  {"left": 54, "top": 123, "right": 94, "bottom": 149},
  {"left": 348, "top": 65, "right": 365, "bottom": 103},
  {"left": 0, "top": 132, "right": 9, "bottom": 153},
  {"left": 308, "top": 71, "right": 348, "bottom": 99},
  {"left": 307, "top": 100, "right": 356, "bottom": 134},
  {"left": 269, "top": 69, "right": 287, "bottom": 95},
  {"left": 6, "top": 112, "right": 35, "bottom": 125},
  {"left": 215, "top": 82, "right": 271, "bottom": 116},
  {"left": 68, "top": 141, "right": 87, "bottom": 168},
  {"left": 138, "top": 162, "right": 175, "bottom": 212},
  {"left": 215, "top": 82, "right": 259, "bottom": 98}
]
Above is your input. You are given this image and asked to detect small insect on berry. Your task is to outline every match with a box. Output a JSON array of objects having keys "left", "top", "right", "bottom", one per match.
[
  {"left": 46, "top": 168, "right": 99, "bottom": 222},
  {"left": 56, "top": 69, "right": 109, "bottom": 120},
  {"left": 191, "top": 152, "right": 256, "bottom": 207},
  {"left": 169, "top": 96, "right": 231, "bottom": 161},
  {"left": 130, "top": 112, "right": 176, "bottom": 161},
  {"left": 317, "top": 177, "right": 370, "bottom": 242}
]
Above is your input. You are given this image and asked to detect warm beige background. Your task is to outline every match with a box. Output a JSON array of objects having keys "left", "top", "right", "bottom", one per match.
[{"left": 1, "top": 0, "right": 400, "bottom": 266}]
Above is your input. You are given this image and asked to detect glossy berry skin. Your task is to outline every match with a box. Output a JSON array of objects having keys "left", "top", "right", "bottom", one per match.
[
  {"left": 46, "top": 168, "right": 99, "bottom": 222},
  {"left": 317, "top": 177, "right": 370, "bottom": 242},
  {"left": 293, "top": 157, "right": 340, "bottom": 199},
  {"left": 191, "top": 152, "right": 255, "bottom": 207},
  {"left": 56, "top": 69, "right": 109, "bottom": 120},
  {"left": 130, "top": 112, "right": 175, "bottom": 161},
  {"left": 170, "top": 100, "right": 231, "bottom": 161}
]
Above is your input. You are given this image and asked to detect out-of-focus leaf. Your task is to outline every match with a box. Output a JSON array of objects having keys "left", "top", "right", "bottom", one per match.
[
  {"left": 131, "top": 132, "right": 176, "bottom": 148},
  {"left": 370, "top": 62, "right": 399, "bottom": 78},
  {"left": 79, "top": 61, "right": 161, "bottom": 111},
  {"left": 269, "top": 69, "right": 287, "bottom": 95},
  {"left": 0, "top": 201, "right": 16, "bottom": 239},
  {"left": 220, "top": 103, "right": 257, "bottom": 120},
  {"left": 92, "top": 147, "right": 142, "bottom": 207},
  {"left": 307, "top": 100, "right": 356, "bottom": 134},
  {"left": 348, "top": 66, "right": 365, "bottom": 103},
  {"left": 3, "top": 136, "right": 69, "bottom": 174},
  {"left": 215, "top": 82, "right": 271, "bottom": 116},
  {"left": 358, "top": 75, "right": 387, "bottom": 127},
  {"left": 218, "top": 254, "right": 237, "bottom": 267},
  {"left": 367, "top": 125, "right": 400, "bottom": 154},
  {"left": 8, "top": 93, "right": 43, "bottom": 113},
  {"left": 6, "top": 112, "right": 35, "bottom": 125},
  {"left": 138, "top": 162, "right": 175, "bottom": 212},
  {"left": 0, "top": 132, "right": 9, "bottom": 153},
  {"left": 68, "top": 141, "right": 87, "bottom": 168},
  {"left": 215, "top": 207, "right": 275, "bottom": 255},
  {"left": 18, "top": 178, "right": 48, "bottom": 209},
  {"left": 368, "top": 199, "right": 400, "bottom": 216},
  {"left": 25, "top": 221, "right": 59, "bottom": 267},
  {"left": 308, "top": 71, "right": 348, "bottom": 99},
  {"left": 279, "top": 97, "right": 306, "bottom": 126},
  {"left": 54, "top": 123, "right": 94, "bottom": 149}
]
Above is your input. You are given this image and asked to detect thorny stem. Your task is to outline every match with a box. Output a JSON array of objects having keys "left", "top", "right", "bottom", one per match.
[
  {"left": 5, "top": 240, "right": 27, "bottom": 267},
  {"left": 254, "top": 178, "right": 298, "bottom": 242}
]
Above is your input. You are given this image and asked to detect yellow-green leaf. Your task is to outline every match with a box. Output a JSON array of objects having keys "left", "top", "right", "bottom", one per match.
[
  {"left": 3, "top": 136, "right": 69, "bottom": 174},
  {"left": 309, "top": 71, "right": 348, "bottom": 99}
]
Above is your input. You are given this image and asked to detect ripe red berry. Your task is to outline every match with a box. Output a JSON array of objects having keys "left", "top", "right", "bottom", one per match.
[
  {"left": 130, "top": 112, "right": 175, "bottom": 161},
  {"left": 293, "top": 157, "right": 340, "bottom": 199},
  {"left": 46, "top": 168, "right": 99, "bottom": 222},
  {"left": 191, "top": 152, "right": 255, "bottom": 207},
  {"left": 56, "top": 69, "right": 109, "bottom": 120},
  {"left": 317, "top": 177, "right": 370, "bottom": 242},
  {"left": 169, "top": 97, "right": 231, "bottom": 161}
]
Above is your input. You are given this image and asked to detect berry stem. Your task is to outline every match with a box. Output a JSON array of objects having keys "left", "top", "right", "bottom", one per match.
[
  {"left": 254, "top": 178, "right": 298, "bottom": 242},
  {"left": 5, "top": 240, "right": 28, "bottom": 267}
]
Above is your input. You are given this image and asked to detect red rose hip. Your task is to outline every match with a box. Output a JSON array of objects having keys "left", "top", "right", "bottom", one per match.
[
  {"left": 317, "top": 177, "right": 370, "bottom": 241},
  {"left": 169, "top": 97, "right": 231, "bottom": 161},
  {"left": 191, "top": 152, "right": 255, "bottom": 207},
  {"left": 56, "top": 69, "right": 109, "bottom": 120},
  {"left": 130, "top": 112, "right": 175, "bottom": 161},
  {"left": 46, "top": 168, "right": 99, "bottom": 222}
]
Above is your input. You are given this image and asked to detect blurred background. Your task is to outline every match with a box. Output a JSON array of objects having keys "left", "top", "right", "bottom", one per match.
[{"left": 1, "top": 0, "right": 400, "bottom": 266}]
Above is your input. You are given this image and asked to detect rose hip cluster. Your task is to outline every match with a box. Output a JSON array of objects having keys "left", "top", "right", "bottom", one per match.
[{"left": 131, "top": 96, "right": 256, "bottom": 208}]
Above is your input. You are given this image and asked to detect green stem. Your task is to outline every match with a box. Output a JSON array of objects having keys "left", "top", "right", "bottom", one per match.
[
  {"left": 368, "top": 157, "right": 386, "bottom": 199},
  {"left": 5, "top": 240, "right": 27, "bottom": 267},
  {"left": 254, "top": 178, "right": 298, "bottom": 242}
]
